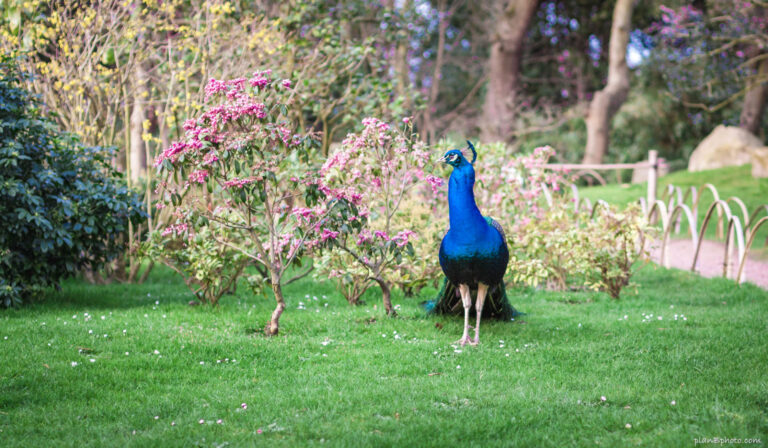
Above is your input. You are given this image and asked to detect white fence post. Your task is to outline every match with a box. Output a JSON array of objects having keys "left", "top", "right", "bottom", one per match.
[{"left": 647, "top": 150, "right": 658, "bottom": 208}]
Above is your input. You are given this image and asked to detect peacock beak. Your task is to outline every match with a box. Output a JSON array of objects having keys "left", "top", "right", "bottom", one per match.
[{"left": 437, "top": 155, "right": 449, "bottom": 164}]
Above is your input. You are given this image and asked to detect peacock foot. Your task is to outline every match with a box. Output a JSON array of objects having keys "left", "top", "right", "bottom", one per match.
[{"left": 456, "top": 335, "right": 476, "bottom": 347}]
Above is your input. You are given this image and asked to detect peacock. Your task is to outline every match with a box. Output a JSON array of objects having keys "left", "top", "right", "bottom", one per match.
[{"left": 429, "top": 141, "right": 520, "bottom": 346}]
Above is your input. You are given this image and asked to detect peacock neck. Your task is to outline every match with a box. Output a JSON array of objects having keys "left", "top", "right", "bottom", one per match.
[{"left": 448, "top": 164, "right": 486, "bottom": 233}]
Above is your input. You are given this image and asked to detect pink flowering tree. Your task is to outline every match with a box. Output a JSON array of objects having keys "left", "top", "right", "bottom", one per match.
[
  {"left": 150, "top": 71, "right": 360, "bottom": 336},
  {"left": 316, "top": 118, "right": 441, "bottom": 315}
]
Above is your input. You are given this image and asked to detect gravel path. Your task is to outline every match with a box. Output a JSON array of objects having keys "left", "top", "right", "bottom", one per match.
[{"left": 649, "top": 238, "right": 768, "bottom": 289}]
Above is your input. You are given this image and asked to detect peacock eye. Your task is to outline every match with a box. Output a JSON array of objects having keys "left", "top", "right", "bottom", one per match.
[{"left": 450, "top": 154, "right": 458, "bottom": 162}]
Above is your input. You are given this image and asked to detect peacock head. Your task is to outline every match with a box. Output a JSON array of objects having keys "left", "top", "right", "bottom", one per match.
[{"left": 439, "top": 141, "right": 477, "bottom": 168}]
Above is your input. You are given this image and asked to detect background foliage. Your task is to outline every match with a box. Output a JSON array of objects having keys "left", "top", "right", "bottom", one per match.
[{"left": 0, "top": 56, "right": 145, "bottom": 307}]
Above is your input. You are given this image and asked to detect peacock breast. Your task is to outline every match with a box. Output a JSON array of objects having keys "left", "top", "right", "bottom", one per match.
[{"left": 439, "top": 228, "right": 509, "bottom": 286}]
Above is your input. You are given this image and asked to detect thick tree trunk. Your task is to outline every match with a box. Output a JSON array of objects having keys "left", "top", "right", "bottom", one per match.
[
  {"left": 130, "top": 64, "right": 148, "bottom": 183},
  {"left": 266, "top": 275, "right": 286, "bottom": 336},
  {"left": 739, "top": 57, "right": 768, "bottom": 136},
  {"left": 582, "top": 0, "right": 635, "bottom": 164},
  {"left": 481, "top": 0, "right": 539, "bottom": 143}
]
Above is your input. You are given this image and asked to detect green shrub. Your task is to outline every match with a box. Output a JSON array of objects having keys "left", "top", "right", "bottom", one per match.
[
  {"left": 471, "top": 143, "right": 651, "bottom": 298},
  {"left": 142, "top": 227, "right": 250, "bottom": 306},
  {"left": 0, "top": 56, "right": 146, "bottom": 307},
  {"left": 511, "top": 202, "right": 653, "bottom": 299},
  {"left": 585, "top": 205, "right": 653, "bottom": 299}
]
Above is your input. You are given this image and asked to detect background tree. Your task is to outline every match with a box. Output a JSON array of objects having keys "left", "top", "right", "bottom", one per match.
[
  {"left": 481, "top": 0, "right": 540, "bottom": 143},
  {"left": 650, "top": 1, "right": 768, "bottom": 139},
  {"left": 582, "top": 0, "right": 635, "bottom": 164}
]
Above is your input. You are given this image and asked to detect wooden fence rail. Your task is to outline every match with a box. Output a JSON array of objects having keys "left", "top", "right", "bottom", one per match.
[
  {"left": 540, "top": 151, "right": 768, "bottom": 286},
  {"left": 545, "top": 150, "right": 660, "bottom": 207}
]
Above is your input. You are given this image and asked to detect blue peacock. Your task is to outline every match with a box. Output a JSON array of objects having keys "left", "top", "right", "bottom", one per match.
[{"left": 428, "top": 141, "right": 520, "bottom": 346}]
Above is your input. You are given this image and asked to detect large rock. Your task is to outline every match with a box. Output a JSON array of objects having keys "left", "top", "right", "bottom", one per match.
[
  {"left": 688, "top": 125, "right": 763, "bottom": 172},
  {"left": 748, "top": 147, "right": 768, "bottom": 178}
]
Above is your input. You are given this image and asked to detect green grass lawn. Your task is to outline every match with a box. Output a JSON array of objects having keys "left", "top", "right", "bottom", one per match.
[
  {"left": 579, "top": 165, "right": 768, "bottom": 258},
  {"left": 1, "top": 267, "right": 767, "bottom": 447}
]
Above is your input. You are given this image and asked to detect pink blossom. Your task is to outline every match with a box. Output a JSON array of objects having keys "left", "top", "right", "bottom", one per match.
[
  {"left": 374, "top": 230, "right": 389, "bottom": 241},
  {"left": 161, "top": 223, "right": 188, "bottom": 237},
  {"left": 183, "top": 119, "right": 198, "bottom": 131},
  {"left": 204, "top": 78, "right": 228, "bottom": 100},
  {"left": 153, "top": 141, "right": 187, "bottom": 167},
  {"left": 426, "top": 175, "right": 444, "bottom": 194},
  {"left": 202, "top": 151, "right": 219, "bottom": 165},
  {"left": 393, "top": 230, "right": 417, "bottom": 247},
  {"left": 188, "top": 169, "right": 209, "bottom": 184},
  {"left": 320, "top": 228, "right": 340, "bottom": 242},
  {"left": 223, "top": 177, "right": 256, "bottom": 189},
  {"left": 154, "top": 139, "right": 203, "bottom": 167},
  {"left": 356, "top": 230, "right": 373, "bottom": 246},
  {"left": 291, "top": 207, "right": 316, "bottom": 221},
  {"left": 249, "top": 70, "right": 271, "bottom": 88},
  {"left": 281, "top": 79, "right": 292, "bottom": 88},
  {"left": 402, "top": 117, "right": 411, "bottom": 124}
]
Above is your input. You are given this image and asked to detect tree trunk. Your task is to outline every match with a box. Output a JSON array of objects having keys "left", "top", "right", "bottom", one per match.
[
  {"left": 481, "top": 0, "right": 539, "bottom": 143},
  {"left": 374, "top": 276, "right": 395, "bottom": 316},
  {"left": 159, "top": 104, "right": 171, "bottom": 151},
  {"left": 582, "top": 0, "right": 635, "bottom": 164},
  {"left": 739, "top": 57, "right": 768, "bottom": 137},
  {"left": 424, "top": 0, "right": 448, "bottom": 142},
  {"left": 265, "top": 275, "right": 286, "bottom": 336},
  {"left": 130, "top": 64, "right": 148, "bottom": 183},
  {"left": 383, "top": 0, "right": 411, "bottom": 111},
  {"left": 395, "top": 32, "right": 410, "bottom": 108}
]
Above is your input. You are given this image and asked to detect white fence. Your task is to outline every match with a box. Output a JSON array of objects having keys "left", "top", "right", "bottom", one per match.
[{"left": 544, "top": 151, "right": 768, "bottom": 285}]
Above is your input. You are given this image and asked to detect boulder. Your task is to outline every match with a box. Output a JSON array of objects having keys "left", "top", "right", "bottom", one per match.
[
  {"left": 748, "top": 146, "right": 768, "bottom": 178},
  {"left": 688, "top": 125, "right": 763, "bottom": 172}
]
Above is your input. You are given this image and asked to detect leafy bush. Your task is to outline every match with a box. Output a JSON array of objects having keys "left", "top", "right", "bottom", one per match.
[
  {"left": 585, "top": 205, "right": 653, "bottom": 299},
  {"left": 142, "top": 227, "right": 249, "bottom": 306},
  {"left": 471, "top": 143, "right": 651, "bottom": 298},
  {"left": 510, "top": 206, "right": 591, "bottom": 290},
  {"left": 0, "top": 56, "right": 146, "bottom": 307}
]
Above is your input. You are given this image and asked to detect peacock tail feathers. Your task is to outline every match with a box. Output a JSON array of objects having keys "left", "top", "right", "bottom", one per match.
[{"left": 426, "top": 276, "right": 522, "bottom": 320}]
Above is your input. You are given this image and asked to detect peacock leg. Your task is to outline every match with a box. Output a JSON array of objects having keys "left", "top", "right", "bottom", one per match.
[
  {"left": 471, "top": 283, "right": 488, "bottom": 345},
  {"left": 456, "top": 284, "right": 473, "bottom": 346}
]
